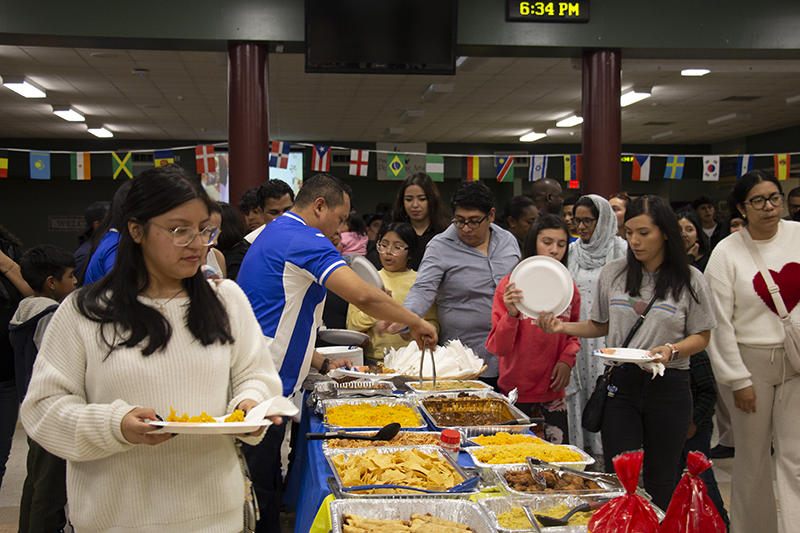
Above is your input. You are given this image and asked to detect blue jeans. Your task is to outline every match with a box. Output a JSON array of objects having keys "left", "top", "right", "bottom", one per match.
[
  {"left": 677, "top": 430, "right": 731, "bottom": 527},
  {"left": 0, "top": 379, "right": 19, "bottom": 490}
]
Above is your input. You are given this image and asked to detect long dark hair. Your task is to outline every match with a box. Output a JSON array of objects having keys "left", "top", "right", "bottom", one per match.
[
  {"left": 675, "top": 208, "right": 710, "bottom": 257},
  {"left": 376, "top": 221, "right": 419, "bottom": 264},
  {"left": 216, "top": 202, "right": 246, "bottom": 253},
  {"left": 728, "top": 169, "right": 782, "bottom": 219},
  {"left": 623, "top": 195, "right": 697, "bottom": 302},
  {"left": 75, "top": 165, "right": 234, "bottom": 356},
  {"left": 522, "top": 214, "right": 570, "bottom": 267},
  {"left": 392, "top": 173, "right": 449, "bottom": 232}
]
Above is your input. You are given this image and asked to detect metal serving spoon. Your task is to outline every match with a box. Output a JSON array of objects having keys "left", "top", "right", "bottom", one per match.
[{"left": 306, "top": 422, "right": 402, "bottom": 441}]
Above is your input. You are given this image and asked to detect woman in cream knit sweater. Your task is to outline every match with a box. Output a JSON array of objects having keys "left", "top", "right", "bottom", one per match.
[
  {"left": 705, "top": 170, "right": 800, "bottom": 533},
  {"left": 20, "top": 166, "right": 285, "bottom": 533}
]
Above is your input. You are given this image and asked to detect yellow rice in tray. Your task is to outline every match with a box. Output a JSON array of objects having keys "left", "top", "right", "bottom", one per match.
[
  {"left": 326, "top": 403, "right": 420, "bottom": 427},
  {"left": 471, "top": 432, "right": 544, "bottom": 446},
  {"left": 472, "top": 442, "right": 583, "bottom": 464}
]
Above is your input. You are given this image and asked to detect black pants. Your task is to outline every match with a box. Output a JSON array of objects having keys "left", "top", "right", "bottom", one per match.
[
  {"left": 516, "top": 400, "right": 569, "bottom": 445},
  {"left": 19, "top": 437, "right": 67, "bottom": 533},
  {"left": 479, "top": 375, "right": 500, "bottom": 393},
  {"left": 601, "top": 364, "right": 692, "bottom": 511},
  {"left": 241, "top": 420, "right": 288, "bottom": 533}
]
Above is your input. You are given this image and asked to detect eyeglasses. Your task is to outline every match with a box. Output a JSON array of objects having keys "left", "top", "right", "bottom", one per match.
[
  {"left": 744, "top": 193, "right": 784, "bottom": 210},
  {"left": 148, "top": 221, "right": 219, "bottom": 247},
  {"left": 452, "top": 214, "right": 488, "bottom": 229},
  {"left": 376, "top": 242, "right": 409, "bottom": 256},
  {"left": 574, "top": 217, "right": 597, "bottom": 228}
]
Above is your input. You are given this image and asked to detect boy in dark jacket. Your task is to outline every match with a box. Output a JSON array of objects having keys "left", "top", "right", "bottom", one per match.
[{"left": 9, "top": 244, "right": 76, "bottom": 533}]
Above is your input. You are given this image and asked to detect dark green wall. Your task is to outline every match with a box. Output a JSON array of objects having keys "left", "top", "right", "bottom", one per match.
[{"left": 3, "top": 0, "right": 800, "bottom": 57}]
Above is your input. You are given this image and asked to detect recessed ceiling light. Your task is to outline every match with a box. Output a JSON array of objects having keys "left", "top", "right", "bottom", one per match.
[
  {"left": 456, "top": 56, "right": 469, "bottom": 68},
  {"left": 87, "top": 127, "right": 113, "bottom": 138},
  {"left": 132, "top": 68, "right": 149, "bottom": 77},
  {"left": 52, "top": 107, "right": 85, "bottom": 122},
  {"left": 90, "top": 52, "right": 119, "bottom": 59},
  {"left": 786, "top": 95, "right": 800, "bottom": 105},
  {"left": 400, "top": 109, "right": 425, "bottom": 123},
  {"left": 707, "top": 113, "right": 751, "bottom": 125},
  {"left": 556, "top": 115, "right": 583, "bottom": 127},
  {"left": 2, "top": 77, "right": 46, "bottom": 98},
  {"left": 621, "top": 90, "right": 651, "bottom": 107},
  {"left": 681, "top": 69, "right": 710, "bottom": 77},
  {"left": 520, "top": 131, "right": 547, "bottom": 142},
  {"left": 421, "top": 84, "right": 453, "bottom": 103}
]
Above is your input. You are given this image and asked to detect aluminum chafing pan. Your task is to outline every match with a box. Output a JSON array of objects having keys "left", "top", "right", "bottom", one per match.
[
  {"left": 478, "top": 494, "right": 665, "bottom": 533},
  {"left": 416, "top": 391, "right": 534, "bottom": 438},
  {"left": 329, "top": 498, "right": 497, "bottom": 533},
  {"left": 485, "top": 464, "right": 623, "bottom": 498},
  {"left": 320, "top": 397, "right": 427, "bottom": 430},
  {"left": 407, "top": 379, "right": 493, "bottom": 394},
  {"left": 466, "top": 445, "right": 595, "bottom": 471},
  {"left": 320, "top": 430, "right": 442, "bottom": 451},
  {"left": 323, "top": 445, "right": 480, "bottom": 499}
]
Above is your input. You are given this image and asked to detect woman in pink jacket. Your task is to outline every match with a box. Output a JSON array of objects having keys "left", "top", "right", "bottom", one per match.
[{"left": 486, "top": 215, "right": 580, "bottom": 444}]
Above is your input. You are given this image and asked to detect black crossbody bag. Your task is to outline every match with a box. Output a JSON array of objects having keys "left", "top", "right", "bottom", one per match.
[{"left": 581, "top": 294, "right": 658, "bottom": 432}]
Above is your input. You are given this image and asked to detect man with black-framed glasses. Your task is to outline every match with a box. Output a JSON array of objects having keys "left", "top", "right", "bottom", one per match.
[{"left": 397, "top": 182, "right": 520, "bottom": 391}]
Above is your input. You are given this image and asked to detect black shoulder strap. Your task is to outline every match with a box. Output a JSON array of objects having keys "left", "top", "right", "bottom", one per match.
[{"left": 621, "top": 294, "right": 658, "bottom": 348}]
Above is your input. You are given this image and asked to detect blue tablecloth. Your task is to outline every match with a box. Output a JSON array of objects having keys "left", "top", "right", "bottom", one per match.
[{"left": 282, "top": 394, "right": 477, "bottom": 533}]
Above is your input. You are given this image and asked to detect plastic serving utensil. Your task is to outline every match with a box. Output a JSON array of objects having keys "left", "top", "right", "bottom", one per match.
[
  {"left": 533, "top": 498, "right": 611, "bottom": 527},
  {"left": 305, "top": 422, "right": 402, "bottom": 441}
]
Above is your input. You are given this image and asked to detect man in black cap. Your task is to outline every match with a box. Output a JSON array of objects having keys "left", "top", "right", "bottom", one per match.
[{"left": 73, "top": 201, "right": 109, "bottom": 274}]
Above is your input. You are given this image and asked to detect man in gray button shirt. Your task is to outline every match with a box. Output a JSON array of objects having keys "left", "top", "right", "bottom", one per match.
[{"left": 401, "top": 182, "right": 520, "bottom": 390}]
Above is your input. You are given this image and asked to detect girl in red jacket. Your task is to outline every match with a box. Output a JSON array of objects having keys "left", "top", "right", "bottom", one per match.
[{"left": 486, "top": 215, "right": 580, "bottom": 444}]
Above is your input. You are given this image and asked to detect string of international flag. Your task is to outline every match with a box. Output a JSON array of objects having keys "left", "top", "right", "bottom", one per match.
[{"left": 0, "top": 142, "right": 795, "bottom": 182}]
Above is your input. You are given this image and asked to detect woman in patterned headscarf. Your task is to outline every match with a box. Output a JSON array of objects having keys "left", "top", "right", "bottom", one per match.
[{"left": 564, "top": 194, "right": 627, "bottom": 462}]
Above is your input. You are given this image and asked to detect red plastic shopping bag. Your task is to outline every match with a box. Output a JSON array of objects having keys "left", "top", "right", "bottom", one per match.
[
  {"left": 588, "top": 450, "right": 661, "bottom": 533},
  {"left": 661, "top": 451, "right": 726, "bottom": 533}
]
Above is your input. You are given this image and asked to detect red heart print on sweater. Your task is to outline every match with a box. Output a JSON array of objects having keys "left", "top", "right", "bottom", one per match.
[{"left": 752, "top": 262, "right": 800, "bottom": 316}]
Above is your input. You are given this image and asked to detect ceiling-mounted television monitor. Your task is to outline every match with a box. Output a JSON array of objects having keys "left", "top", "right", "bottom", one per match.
[{"left": 305, "top": 0, "right": 458, "bottom": 75}]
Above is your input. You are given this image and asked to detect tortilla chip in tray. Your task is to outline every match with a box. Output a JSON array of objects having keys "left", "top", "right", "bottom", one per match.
[
  {"left": 416, "top": 390, "right": 534, "bottom": 438},
  {"left": 324, "top": 445, "right": 480, "bottom": 498},
  {"left": 478, "top": 494, "right": 665, "bottom": 533},
  {"left": 320, "top": 398, "right": 427, "bottom": 430},
  {"left": 321, "top": 431, "right": 442, "bottom": 451},
  {"left": 329, "top": 498, "right": 495, "bottom": 533},
  {"left": 486, "top": 463, "right": 623, "bottom": 498}
]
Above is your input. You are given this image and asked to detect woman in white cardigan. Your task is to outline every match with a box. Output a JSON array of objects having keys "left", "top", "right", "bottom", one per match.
[
  {"left": 705, "top": 170, "right": 800, "bottom": 533},
  {"left": 21, "top": 166, "right": 285, "bottom": 533}
]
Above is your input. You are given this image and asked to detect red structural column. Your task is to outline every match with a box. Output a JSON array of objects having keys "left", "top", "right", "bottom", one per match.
[
  {"left": 228, "top": 42, "right": 270, "bottom": 209},
  {"left": 581, "top": 49, "right": 621, "bottom": 198}
]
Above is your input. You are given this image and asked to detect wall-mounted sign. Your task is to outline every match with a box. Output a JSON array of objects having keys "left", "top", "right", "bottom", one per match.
[
  {"left": 48, "top": 216, "right": 85, "bottom": 232},
  {"left": 507, "top": 1, "right": 589, "bottom": 23}
]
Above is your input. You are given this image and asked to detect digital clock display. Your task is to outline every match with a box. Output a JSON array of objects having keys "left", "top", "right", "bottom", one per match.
[{"left": 507, "top": 1, "right": 589, "bottom": 23}]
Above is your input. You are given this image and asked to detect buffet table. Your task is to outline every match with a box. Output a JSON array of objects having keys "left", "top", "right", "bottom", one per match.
[{"left": 283, "top": 393, "right": 479, "bottom": 533}]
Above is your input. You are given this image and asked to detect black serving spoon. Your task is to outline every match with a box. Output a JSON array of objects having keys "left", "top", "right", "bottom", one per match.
[
  {"left": 533, "top": 497, "right": 612, "bottom": 527},
  {"left": 306, "top": 422, "right": 402, "bottom": 441}
]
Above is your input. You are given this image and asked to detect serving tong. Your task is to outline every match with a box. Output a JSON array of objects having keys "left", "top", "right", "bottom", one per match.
[
  {"left": 526, "top": 457, "right": 621, "bottom": 489},
  {"left": 418, "top": 342, "right": 436, "bottom": 389}
]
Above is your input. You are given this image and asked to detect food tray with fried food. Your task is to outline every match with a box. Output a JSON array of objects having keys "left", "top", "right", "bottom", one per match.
[
  {"left": 466, "top": 444, "right": 595, "bottom": 470},
  {"left": 320, "top": 398, "right": 427, "bottom": 430},
  {"left": 324, "top": 445, "right": 480, "bottom": 498},
  {"left": 329, "top": 498, "right": 496, "bottom": 533},
  {"left": 478, "top": 494, "right": 664, "bottom": 533},
  {"left": 416, "top": 391, "right": 533, "bottom": 438},
  {"left": 407, "top": 380, "right": 493, "bottom": 394},
  {"left": 321, "top": 431, "right": 442, "bottom": 451},
  {"left": 486, "top": 464, "right": 622, "bottom": 497}
]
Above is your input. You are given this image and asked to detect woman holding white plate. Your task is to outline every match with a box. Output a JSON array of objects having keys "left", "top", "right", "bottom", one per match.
[
  {"left": 564, "top": 195, "right": 627, "bottom": 457},
  {"left": 486, "top": 215, "right": 580, "bottom": 444},
  {"left": 20, "top": 166, "right": 285, "bottom": 533},
  {"left": 538, "top": 195, "right": 716, "bottom": 511}
]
